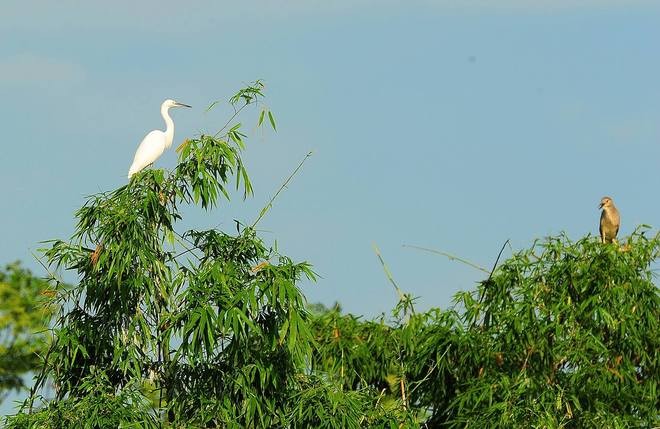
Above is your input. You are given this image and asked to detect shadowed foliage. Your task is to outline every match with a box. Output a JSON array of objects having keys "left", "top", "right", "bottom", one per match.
[{"left": 0, "top": 263, "right": 56, "bottom": 403}]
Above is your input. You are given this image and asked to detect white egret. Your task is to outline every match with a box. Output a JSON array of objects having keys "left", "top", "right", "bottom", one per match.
[{"left": 128, "top": 99, "right": 191, "bottom": 179}]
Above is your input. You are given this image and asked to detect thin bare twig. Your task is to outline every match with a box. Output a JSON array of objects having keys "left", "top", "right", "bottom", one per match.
[
  {"left": 213, "top": 102, "right": 250, "bottom": 138},
  {"left": 402, "top": 244, "right": 490, "bottom": 274},
  {"left": 170, "top": 231, "right": 203, "bottom": 262},
  {"left": 488, "top": 239, "right": 510, "bottom": 280},
  {"left": 520, "top": 347, "right": 534, "bottom": 374},
  {"left": 478, "top": 239, "right": 512, "bottom": 307},
  {"left": 251, "top": 151, "right": 313, "bottom": 228},
  {"left": 31, "top": 251, "right": 65, "bottom": 287},
  {"left": 372, "top": 244, "right": 405, "bottom": 300},
  {"left": 400, "top": 377, "right": 408, "bottom": 410},
  {"left": 408, "top": 345, "right": 450, "bottom": 397},
  {"left": 374, "top": 387, "right": 388, "bottom": 409}
]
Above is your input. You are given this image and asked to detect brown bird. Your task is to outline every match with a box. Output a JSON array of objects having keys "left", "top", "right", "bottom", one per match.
[{"left": 599, "top": 196, "right": 620, "bottom": 244}]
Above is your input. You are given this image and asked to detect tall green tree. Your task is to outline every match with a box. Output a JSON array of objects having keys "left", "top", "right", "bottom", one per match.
[
  {"left": 5, "top": 82, "right": 319, "bottom": 428},
  {"left": 5, "top": 82, "right": 410, "bottom": 429}
]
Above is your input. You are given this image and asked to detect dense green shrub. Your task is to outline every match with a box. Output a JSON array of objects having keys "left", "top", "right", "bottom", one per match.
[{"left": 310, "top": 233, "right": 659, "bottom": 427}]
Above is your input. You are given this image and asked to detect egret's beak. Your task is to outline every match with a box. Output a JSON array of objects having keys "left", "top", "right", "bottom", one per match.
[
  {"left": 175, "top": 102, "right": 192, "bottom": 108},
  {"left": 598, "top": 202, "right": 604, "bottom": 209}
]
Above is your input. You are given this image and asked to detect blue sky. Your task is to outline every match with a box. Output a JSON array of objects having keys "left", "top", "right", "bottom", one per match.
[{"left": 2, "top": 0, "right": 660, "bottom": 324}]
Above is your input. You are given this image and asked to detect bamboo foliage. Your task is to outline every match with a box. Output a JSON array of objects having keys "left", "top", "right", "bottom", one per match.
[{"left": 4, "top": 83, "right": 659, "bottom": 428}]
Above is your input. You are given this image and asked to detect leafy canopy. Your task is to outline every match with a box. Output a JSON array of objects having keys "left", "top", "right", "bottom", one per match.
[
  {"left": 4, "top": 82, "right": 658, "bottom": 428},
  {"left": 309, "top": 232, "right": 659, "bottom": 428}
]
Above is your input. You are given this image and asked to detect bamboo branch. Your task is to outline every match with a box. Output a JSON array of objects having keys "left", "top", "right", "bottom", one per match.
[
  {"left": 402, "top": 244, "right": 490, "bottom": 274},
  {"left": 251, "top": 151, "right": 312, "bottom": 228},
  {"left": 372, "top": 244, "right": 405, "bottom": 300},
  {"left": 488, "top": 239, "right": 510, "bottom": 280}
]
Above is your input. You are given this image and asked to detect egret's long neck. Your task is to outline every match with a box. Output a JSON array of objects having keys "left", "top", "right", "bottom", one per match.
[{"left": 161, "top": 104, "right": 175, "bottom": 148}]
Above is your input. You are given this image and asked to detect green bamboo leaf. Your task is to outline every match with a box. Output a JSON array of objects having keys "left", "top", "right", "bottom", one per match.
[
  {"left": 206, "top": 100, "right": 220, "bottom": 112},
  {"left": 288, "top": 314, "right": 298, "bottom": 352},
  {"left": 268, "top": 110, "right": 277, "bottom": 131},
  {"left": 279, "top": 318, "right": 290, "bottom": 344}
]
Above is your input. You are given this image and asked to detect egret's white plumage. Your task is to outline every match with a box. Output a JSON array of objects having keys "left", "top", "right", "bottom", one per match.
[{"left": 128, "top": 99, "right": 191, "bottom": 179}]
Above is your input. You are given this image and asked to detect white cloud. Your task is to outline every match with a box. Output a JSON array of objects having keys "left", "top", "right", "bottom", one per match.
[{"left": 0, "top": 53, "right": 86, "bottom": 85}]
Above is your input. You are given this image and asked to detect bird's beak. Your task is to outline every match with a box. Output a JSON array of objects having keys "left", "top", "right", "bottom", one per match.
[
  {"left": 598, "top": 203, "right": 604, "bottom": 209},
  {"left": 175, "top": 102, "right": 192, "bottom": 108}
]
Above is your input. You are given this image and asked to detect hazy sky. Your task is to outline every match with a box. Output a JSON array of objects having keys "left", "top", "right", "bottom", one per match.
[{"left": 2, "top": 1, "right": 660, "bottom": 322}]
